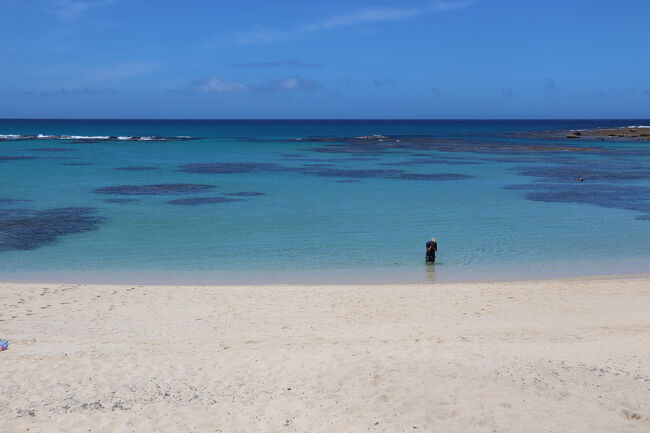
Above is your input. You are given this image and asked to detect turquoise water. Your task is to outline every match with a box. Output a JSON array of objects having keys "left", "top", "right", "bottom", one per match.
[{"left": 1, "top": 119, "right": 650, "bottom": 283}]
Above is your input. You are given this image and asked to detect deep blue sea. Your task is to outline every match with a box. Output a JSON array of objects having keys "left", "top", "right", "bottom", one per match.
[{"left": 1, "top": 119, "right": 650, "bottom": 284}]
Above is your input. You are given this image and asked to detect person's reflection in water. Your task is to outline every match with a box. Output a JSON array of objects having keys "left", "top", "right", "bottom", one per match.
[{"left": 425, "top": 261, "right": 437, "bottom": 282}]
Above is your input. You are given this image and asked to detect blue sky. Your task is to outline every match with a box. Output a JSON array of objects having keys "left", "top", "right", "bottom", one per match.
[{"left": 1, "top": 0, "right": 649, "bottom": 118}]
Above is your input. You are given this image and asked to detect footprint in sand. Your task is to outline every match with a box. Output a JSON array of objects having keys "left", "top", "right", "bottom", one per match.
[{"left": 622, "top": 408, "right": 643, "bottom": 421}]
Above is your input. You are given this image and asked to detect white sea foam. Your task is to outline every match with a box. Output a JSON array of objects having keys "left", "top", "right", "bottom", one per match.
[
  {"left": 0, "top": 133, "right": 198, "bottom": 141},
  {"left": 628, "top": 125, "right": 650, "bottom": 128},
  {"left": 65, "top": 135, "right": 111, "bottom": 140},
  {"left": 355, "top": 134, "right": 388, "bottom": 139}
]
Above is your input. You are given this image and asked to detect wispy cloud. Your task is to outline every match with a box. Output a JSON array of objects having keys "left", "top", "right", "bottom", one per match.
[
  {"left": 340, "top": 77, "right": 358, "bottom": 87},
  {"left": 228, "top": 60, "right": 322, "bottom": 69},
  {"left": 0, "top": 0, "right": 116, "bottom": 19},
  {"left": 233, "top": 1, "right": 475, "bottom": 45},
  {"left": 595, "top": 88, "right": 633, "bottom": 98},
  {"left": 544, "top": 77, "right": 557, "bottom": 97},
  {"left": 84, "top": 60, "right": 157, "bottom": 82},
  {"left": 22, "top": 59, "right": 157, "bottom": 90},
  {"left": 190, "top": 75, "right": 321, "bottom": 94},
  {"left": 48, "top": 0, "right": 117, "bottom": 18},
  {"left": 302, "top": 7, "right": 424, "bottom": 32},
  {"left": 20, "top": 86, "right": 119, "bottom": 97},
  {"left": 373, "top": 78, "right": 397, "bottom": 87},
  {"left": 432, "top": 0, "right": 475, "bottom": 12},
  {"left": 191, "top": 76, "right": 248, "bottom": 94},
  {"left": 59, "top": 86, "right": 119, "bottom": 95},
  {"left": 253, "top": 76, "right": 321, "bottom": 93},
  {"left": 235, "top": 28, "right": 294, "bottom": 45}
]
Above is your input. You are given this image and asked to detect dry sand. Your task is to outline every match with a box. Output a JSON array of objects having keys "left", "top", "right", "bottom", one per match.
[{"left": 1, "top": 277, "right": 650, "bottom": 432}]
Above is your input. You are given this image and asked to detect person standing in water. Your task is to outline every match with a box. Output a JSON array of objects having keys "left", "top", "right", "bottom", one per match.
[{"left": 425, "top": 238, "right": 437, "bottom": 263}]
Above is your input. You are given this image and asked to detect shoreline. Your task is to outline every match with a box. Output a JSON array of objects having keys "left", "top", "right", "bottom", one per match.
[
  {"left": 2, "top": 275, "right": 650, "bottom": 432},
  {"left": 3, "top": 271, "right": 650, "bottom": 287},
  {"left": 2, "top": 256, "right": 650, "bottom": 286}
]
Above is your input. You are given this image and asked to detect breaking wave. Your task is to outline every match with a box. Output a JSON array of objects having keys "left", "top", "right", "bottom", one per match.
[{"left": 0, "top": 134, "right": 200, "bottom": 142}]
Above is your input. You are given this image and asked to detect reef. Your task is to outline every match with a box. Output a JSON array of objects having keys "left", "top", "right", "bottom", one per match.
[
  {"left": 28, "top": 148, "right": 77, "bottom": 152},
  {"left": 167, "top": 197, "right": 244, "bottom": 206},
  {"left": 103, "top": 199, "right": 139, "bottom": 204},
  {"left": 0, "top": 156, "right": 37, "bottom": 162},
  {"left": 180, "top": 161, "right": 472, "bottom": 182},
  {"left": 0, "top": 207, "right": 104, "bottom": 252},
  {"left": 224, "top": 192, "right": 266, "bottom": 197},
  {"left": 94, "top": 184, "right": 216, "bottom": 195},
  {"left": 179, "top": 162, "right": 283, "bottom": 174},
  {"left": 580, "top": 127, "right": 650, "bottom": 140},
  {"left": 113, "top": 166, "right": 160, "bottom": 171}
]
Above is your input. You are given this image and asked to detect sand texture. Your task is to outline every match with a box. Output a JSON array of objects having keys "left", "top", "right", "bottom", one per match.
[{"left": 1, "top": 277, "right": 650, "bottom": 432}]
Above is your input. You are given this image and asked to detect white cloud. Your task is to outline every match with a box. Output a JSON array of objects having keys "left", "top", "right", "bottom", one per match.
[
  {"left": 254, "top": 76, "right": 321, "bottom": 93},
  {"left": 432, "top": 0, "right": 475, "bottom": 12},
  {"left": 190, "top": 75, "right": 321, "bottom": 94},
  {"left": 233, "top": 1, "right": 476, "bottom": 45},
  {"left": 49, "top": 0, "right": 117, "bottom": 18},
  {"left": 235, "top": 28, "right": 294, "bottom": 45},
  {"left": 192, "top": 76, "right": 249, "bottom": 94},
  {"left": 302, "top": 7, "right": 423, "bottom": 32}
]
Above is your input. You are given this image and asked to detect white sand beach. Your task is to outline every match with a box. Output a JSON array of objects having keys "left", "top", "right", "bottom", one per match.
[{"left": 1, "top": 277, "right": 650, "bottom": 432}]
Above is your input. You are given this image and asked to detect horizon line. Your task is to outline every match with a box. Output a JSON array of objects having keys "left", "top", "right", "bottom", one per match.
[{"left": 1, "top": 118, "right": 649, "bottom": 121}]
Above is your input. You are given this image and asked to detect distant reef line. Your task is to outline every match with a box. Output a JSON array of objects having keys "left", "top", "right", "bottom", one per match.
[{"left": 566, "top": 126, "right": 650, "bottom": 140}]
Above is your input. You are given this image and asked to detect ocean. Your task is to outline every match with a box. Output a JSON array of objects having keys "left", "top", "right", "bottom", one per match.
[{"left": 1, "top": 119, "right": 650, "bottom": 284}]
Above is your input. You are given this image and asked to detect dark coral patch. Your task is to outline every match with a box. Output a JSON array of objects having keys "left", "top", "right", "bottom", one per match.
[
  {"left": 62, "top": 162, "right": 94, "bottom": 166},
  {"left": 94, "top": 184, "right": 216, "bottom": 195},
  {"left": 301, "top": 163, "right": 335, "bottom": 168},
  {"left": 294, "top": 135, "right": 602, "bottom": 157},
  {"left": 334, "top": 179, "right": 361, "bottom": 183},
  {"left": 29, "top": 148, "right": 77, "bottom": 152},
  {"left": 0, "top": 198, "right": 32, "bottom": 205},
  {"left": 517, "top": 166, "right": 650, "bottom": 182},
  {"left": 224, "top": 192, "right": 266, "bottom": 197},
  {"left": 103, "top": 199, "right": 139, "bottom": 204},
  {"left": 113, "top": 166, "right": 160, "bottom": 171},
  {"left": 179, "top": 160, "right": 473, "bottom": 182},
  {"left": 0, "top": 156, "right": 37, "bottom": 162},
  {"left": 179, "top": 162, "right": 282, "bottom": 174},
  {"left": 380, "top": 159, "right": 479, "bottom": 166},
  {"left": 395, "top": 173, "right": 473, "bottom": 181},
  {"left": 0, "top": 207, "right": 104, "bottom": 252},
  {"left": 300, "top": 167, "right": 403, "bottom": 179},
  {"left": 482, "top": 156, "right": 551, "bottom": 164},
  {"left": 283, "top": 157, "right": 380, "bottom": 163},
  {"left": 167, "top": 197, "right": 244, "bottom": 206},
  {"left": 504, "top": 183, "right": 650, "bottom": 220}
]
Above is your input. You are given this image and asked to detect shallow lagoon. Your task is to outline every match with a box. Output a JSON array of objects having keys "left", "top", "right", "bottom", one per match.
[{"left": 1, "top": 119, "right": 650, "bottom": 283}]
